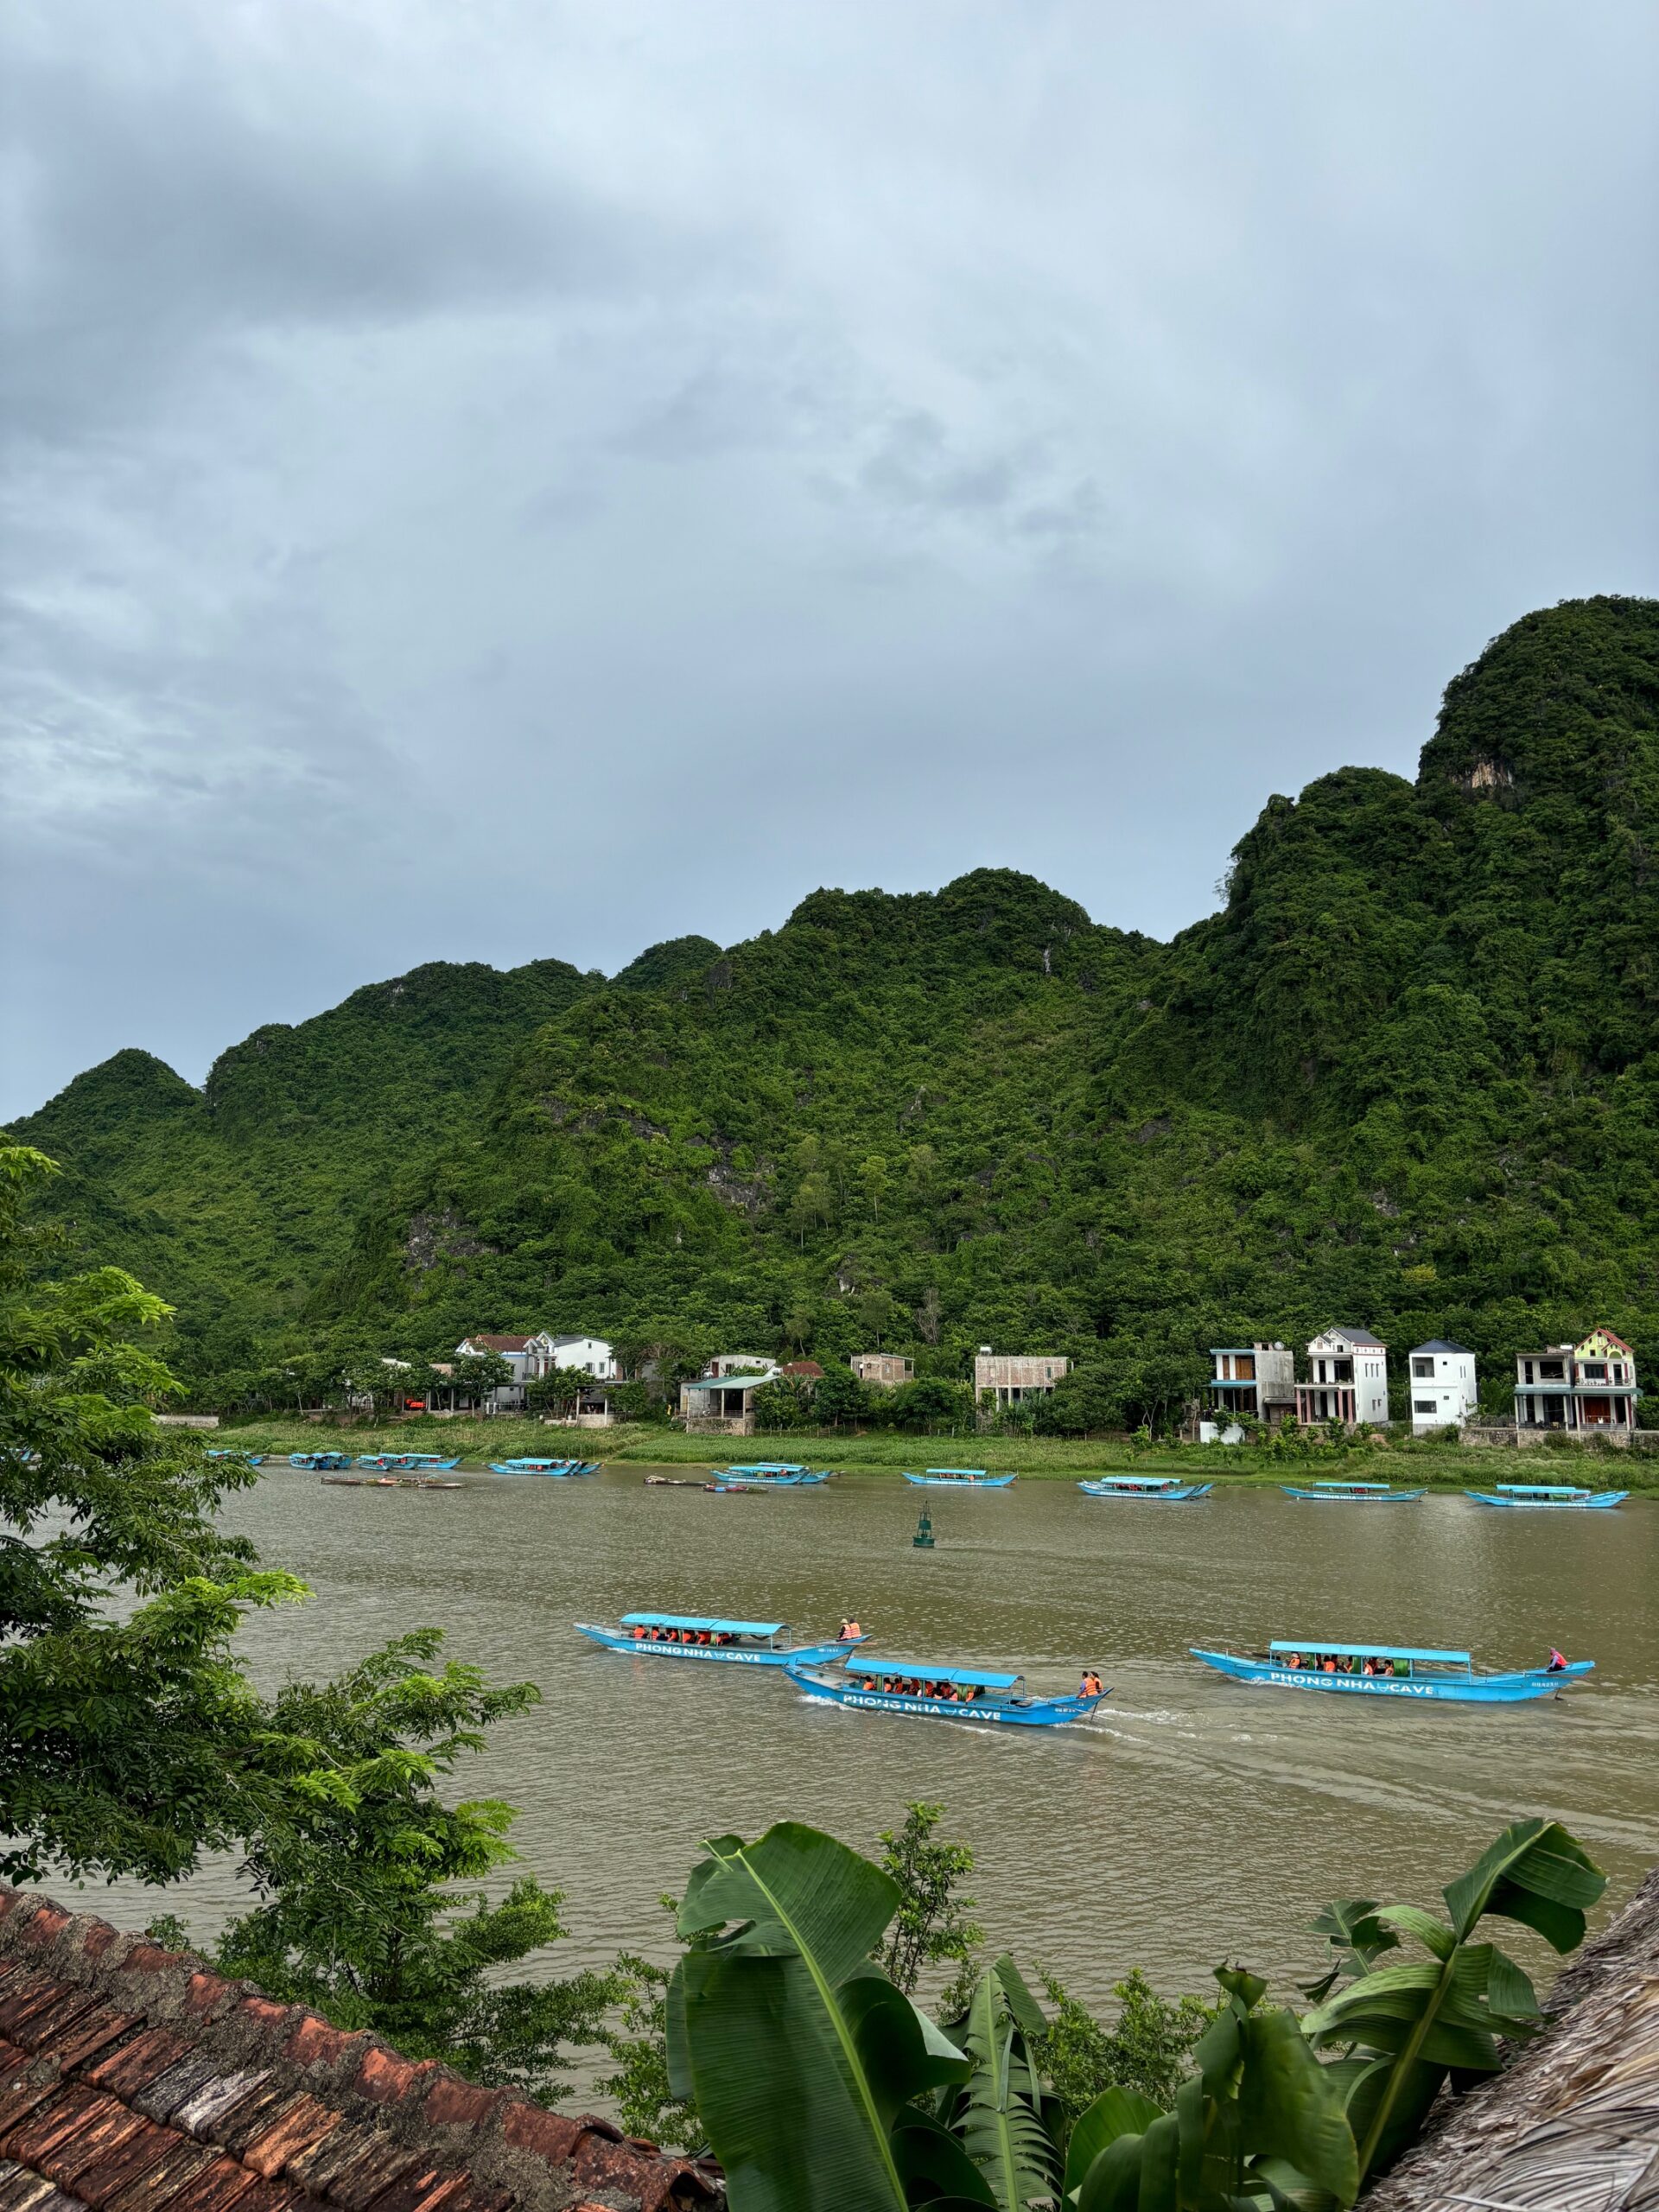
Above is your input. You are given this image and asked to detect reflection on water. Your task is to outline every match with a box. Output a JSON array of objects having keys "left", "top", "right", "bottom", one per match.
[{"left": 86, "top": 1468, "right": 1658, "bottom": 2011}]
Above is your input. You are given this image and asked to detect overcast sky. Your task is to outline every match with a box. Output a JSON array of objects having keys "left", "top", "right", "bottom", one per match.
[{"left": 4, "top": 0, "right": 1656, "bottom": 1119}]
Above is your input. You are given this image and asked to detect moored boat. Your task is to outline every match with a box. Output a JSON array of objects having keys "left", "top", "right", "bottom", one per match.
[
  {"left": 1192, "top": 1638, "right": 1594, "bottom": 1702},
  {"left": 322, "top": 1474, "right": 462, "bottom": 1489},
  {"left": 1466, "top": 1483, "right": 1628, "bottom": 1510},
  {"left": 575, "top": 1612, "right": 868, "bottom": 1665},
  {"left": 357, "top": 1452, "right": 463, "bottom": 1471},
  {"left": 902, "top": 1469, "right": 1016, "bottom": 1489},
  {"left": 288, "top": 1451, "right": 353, "bottom": 1471},
  {"left": 786, "top": 1654, "right": 1104, "bottom": 1726},
  {"left": 207, "top": 1450, "right": 264, "bottom": 1465},
  {"left": 1281, "top": 1479, "right": 1425, "bottom": 1503},
  {"left": 708, "top": 1462, "right": 832, "bottom": 1489},
  {"left": 1079, "top": 1475, "right": 1211, "bottom": 1502},
  {"left": 488, "top": 1457, "right": 600, "bottom": 1476}
]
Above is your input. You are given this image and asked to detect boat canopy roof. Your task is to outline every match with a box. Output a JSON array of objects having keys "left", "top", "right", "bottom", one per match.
[
  {"left": 1310, "top": 1480, "right": 1394, "bottom": 1490},
  {"left": 1496, "top": 1484, "right": 1590, "bottom": 1497},
  {"left": 844, "top": 1657, "right": 1020, "bottom": 1688},
  {"left": 925, "top": 1467, "right": 988, "bottom": 1476},
  {"left": 1094, "top": 1475, "right": 1181, "bottom": 1488},
  {"left": 622, "top": 1611, "right": 784, "bottom": 1636},
  {"left": 1269, "top": 1640, "right": 1471, "bottom": 1665}
]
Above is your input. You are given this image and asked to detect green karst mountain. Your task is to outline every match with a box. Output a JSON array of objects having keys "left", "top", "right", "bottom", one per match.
[{"left": 11, "top": 595, "right": 1659, "bottom": 1421}]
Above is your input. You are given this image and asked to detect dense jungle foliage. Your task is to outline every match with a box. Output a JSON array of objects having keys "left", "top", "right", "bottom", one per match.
[{"left": 11, "top": 596, "right": 1659, "bottom": 1427}]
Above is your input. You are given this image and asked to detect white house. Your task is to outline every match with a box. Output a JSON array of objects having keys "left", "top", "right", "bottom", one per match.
[
  {"left": 1294, "top": 1328, "right": 1389, "bottom": 1428},
  {"left": 1408, "top": 1340, "right": 1478, "bottom": 1433},
  {"left": 527, "top": 1332, "right": 617, "bottom": 1381},
  {"left": 454, "top": 1334, "right": 537, "bottom": 1410}
]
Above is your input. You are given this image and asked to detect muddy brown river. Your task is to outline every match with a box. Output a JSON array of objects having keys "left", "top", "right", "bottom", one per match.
[{"left": 86, "top": 1464, "right": 1659, "bottom": 2021}]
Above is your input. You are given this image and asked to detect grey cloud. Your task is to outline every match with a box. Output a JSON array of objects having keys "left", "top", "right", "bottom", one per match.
[{"left": 3, "top": 0, "right": 1656, "bottom": 1119}]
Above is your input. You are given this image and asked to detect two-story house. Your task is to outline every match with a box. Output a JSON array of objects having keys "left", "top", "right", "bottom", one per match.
[
  {"left": 1514, "top": 1330, "right": 1639, "bottom": 1436},
  {"left": 527, "top": 1332, "right": 618, "bottom": 1381},
  {"left": 1205, "top": 1343, "right": 1297, "bottom": 1431},
  {"left": 973, "top": 1349, "right": 1068, "bottom": 1412},
  {"left": 1408, "top": 1341, "right": 1478, "bottom": 1433},
  {"left": 1294, "top": 1328, "right": 1389, "bottom": 1428},
  {"left": 454, "top": 1334, "right": 538, "bottom": 1411},
  {"left": 851, "top": 1352, "right": 914, "bottom": 1387}
]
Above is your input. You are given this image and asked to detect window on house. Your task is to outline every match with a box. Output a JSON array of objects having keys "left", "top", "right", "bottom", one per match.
[
  {"left": 1541, "top": 1362, "right": 1565, "bottom": 1380},
  {"left": 1411, "top": 1358, "right": 1433, "bottom": 1379},
  {"left": 1581, "top": 1363, "right": 1606, "bottom": 1381},
  {"left": 1413, "top": 1400, "right": 1438, "bottom": 1415}
]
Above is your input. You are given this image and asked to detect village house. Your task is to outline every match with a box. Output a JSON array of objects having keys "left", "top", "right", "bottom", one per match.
[
  {"left": 526, "top": 1332, "right": 618, "bottom": 1380},
  {"left": 973, "top": 1348, "right": 1068, "bottom": 1414},
  {"left": 851, "top": 1351, "right": 914, "bottom": 1386},
  {"left": 1408, "top": 1339, "right": 1479, "bottom": 1433},
  {"left": 453, "top": 1333, "right": 537, "bottom": 1411},
  {"left": 678, "top": 1354, "right": 781, "bottom": 1436},
  {"left": 1294, "top": 1327, "right": 1390, "bottom": 1428},
  {"left": 1204, "top": 1343, "right": 1296, "bottom": 1437},
  {"left": 779, "top": 1359, "right": 825, "bottom": 1383},
  {"left": 1514, "top": 1328, "right": 1640, "bottom": 1437}
]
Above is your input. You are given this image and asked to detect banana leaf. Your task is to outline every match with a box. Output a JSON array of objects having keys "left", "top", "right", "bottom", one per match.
[
  {"left": 1298, "top": 1899, "right": 1399, "bottom": 2002},
  {"left": 1301, "top": 1817, "right": 1605, "bottom": 2184},
  {"left": 671, "top": 1823, "right": 973, "bottom": 2212},
  {"left": 946, "top": 1958, "right": 1061, "bottom": 2212}
]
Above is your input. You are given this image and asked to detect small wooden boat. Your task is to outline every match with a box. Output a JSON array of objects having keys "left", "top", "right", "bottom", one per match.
[
  {"left": 1192, "top": 1639, "right": 1595, "bottom": 1703},
  {"left": 575, "top": 1612, "right": 868, "bottom": 1666},
  {"left": 288, "top": 1451, "right": 353, "bottom": 1471},
  {"left": 321, "top": 1478, "right": 464, "bottom": 1495},
  {"left": 1079, "top": 1475, "right": 1212, "bottom": 1502},
  {"left": 786, "top": 1655, "right": 1104, "bottom": 1726},
  {"left": 708, "top": 1462, "right": 832, "bottom": 1490},
  {"left": 902, "top": 1468, "right": 1016, "bottom": 1489},
  {"left": 1281, "top": 1480, "right": 1424, "bottom": 1503},
  {"left": 357, "top": 1452, "right": 462, "bottom": 1471},
  {"left": 488, "top": 1457, "right": 600, "bottom": 1476},
  {"left": 207, "top": 1449, "right": 264, "bottom": 1465},
  {"left": 1466, "top": 1483, "right": 1628, "bottom": 1510}
]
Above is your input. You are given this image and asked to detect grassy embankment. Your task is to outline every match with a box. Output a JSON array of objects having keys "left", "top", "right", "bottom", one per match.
[{"left": 210, "top": 1414, "right": 1652, "bottom": 1489}]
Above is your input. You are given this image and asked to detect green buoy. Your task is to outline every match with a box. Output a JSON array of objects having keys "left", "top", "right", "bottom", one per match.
[{"left": 912, "top": 1508, "right": 935, "bottom": 1549}]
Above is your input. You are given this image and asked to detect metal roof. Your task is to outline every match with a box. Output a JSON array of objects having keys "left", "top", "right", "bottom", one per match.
[
  {"left": 1411, "top": 1338, "right": 1475, "bottom": 1354},
  {"left": 1319, "top": 1326, "right": 1385, "bottom": 1345},
  {"left": 1268, "top": 1640, "right": 1471, "bottom": 1665},
  {"left": 683, "top": 1371, "right": 771, "bottom": 1391},
  {"left": 621, "top": 1612, "right": 785, "bottom": 1636},
  {"left": 843, "top": 1657, "right": 1022, "bottom": 1689}
]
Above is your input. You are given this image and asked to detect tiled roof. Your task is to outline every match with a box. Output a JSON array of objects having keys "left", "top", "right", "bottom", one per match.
[
  {"left": 778, "top": 1363, "right": 823, "bottom": 1380},
  {"left": 0, "top": 1891, "right": 717, "bottom": 2212},
  {"left": 459, "top": 1338, "right": 531, "bottom": 1356}
]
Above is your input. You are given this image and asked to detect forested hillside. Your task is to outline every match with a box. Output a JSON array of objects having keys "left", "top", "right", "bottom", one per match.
[{"left": 12, "top": 596, "right": 1659, "bottom": 1423}]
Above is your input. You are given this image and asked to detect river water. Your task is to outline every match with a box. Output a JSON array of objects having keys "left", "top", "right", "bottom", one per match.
[{"left": 91, "top": 1465, "right": 1659, "bottom": 2013}]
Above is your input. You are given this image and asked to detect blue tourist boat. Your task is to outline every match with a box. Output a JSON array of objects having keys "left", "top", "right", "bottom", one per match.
[
  {"left": 575, "top": 1612, "right": 868, "bottom": 1665},
  {"left": 488, "top": 1457, "right": 601, "bottom": 1476},
  {"left": 288, "top": 1451, "right": 353, "bottom": 1471},
  {"left": 358, "top": 1452, "right": 462, "bottom": 1471},
  {"left": 785, "top": 1654, "right": 1105, "bottom": 1726},
  {"left": 709, "top": 1463, "right": 833, "bottom": 1489},
  {"left": 1466, "top": 1483, "right": 1628, "bottom": 1510},
  {"left": 1079, "top": 1475, "right": 1212, "bottom": 1502},
  {"left": 1281, "top": 1479, "right": 1425, "bottom": 1503},
  {"left": 207, "top": 1449, "right": 264, "bottom": 1465},
  {"left": 1191, "top": 1638, "right": 1595, "bottom": 1703},
  {"left": 902, "top": 1469, "right": 1017, "bottom": 1489}
]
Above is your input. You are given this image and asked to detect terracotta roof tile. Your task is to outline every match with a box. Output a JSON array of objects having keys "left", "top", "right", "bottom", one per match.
[
  {"left": 96, "top": 2134, "right": 218, "bottom": 2212},
  {"left": 83, "top": 2036, "right": 195, "bottom": 2105},
  {"left": 0, "top": 1893, "right": 718, "bottom": 2212}
]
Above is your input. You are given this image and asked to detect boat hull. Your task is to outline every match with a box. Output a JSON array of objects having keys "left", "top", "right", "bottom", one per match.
[
  {"left": 1281, "top": 1487, "right": 1425, "bottom": 1503},
  {"left": 488, "top": 1461, "right": 599, "bottom": 1476},
  {"left": 1191, "top": 1649, "right": 1594, "bottom": 1702},
  {"left": 1466, "top": 1491, "right": 1626, "bottom": 1510},
  {"left": 710, "top": 1471, "right": 831, "bottom": 1489},
  {"left": 1080, "top": 1481, "right": 1211, "bottom": 1502},
  {"left": 903, "top": 1474, "right": 1016, "bottom": 1489},
  {"left": 575, "top": 1625, "right": 858, "bottom": 1666},
  {"left": 786, "top": 1664, "right": 1101, "bottom": 1726}
]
